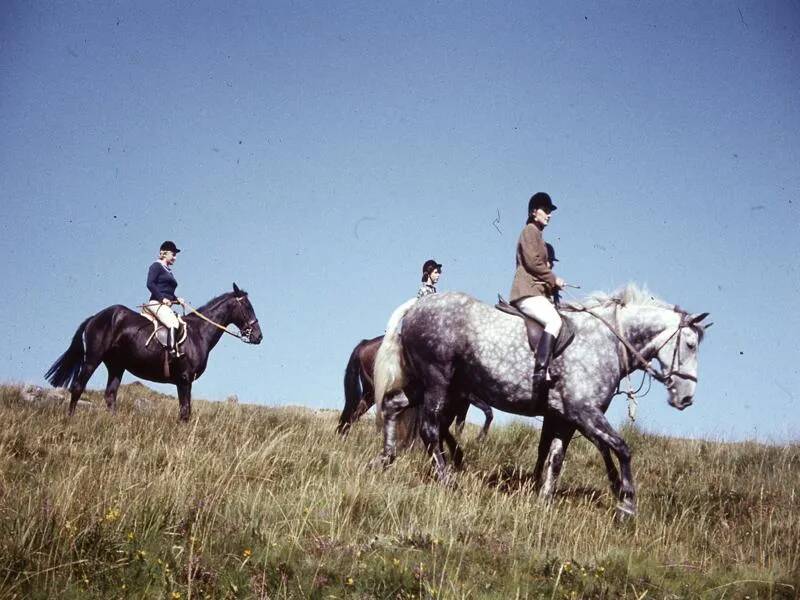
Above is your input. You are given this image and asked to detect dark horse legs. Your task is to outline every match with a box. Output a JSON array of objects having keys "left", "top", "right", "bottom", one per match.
[
  {"left": 417, "top": 363, "right": 454, "bottom": 482},
  {"left": 177, "top": 379, "right": 192, "bottom": 422},
  {"left": 68, "top": 359, "right": 102, "bottom": 416},
  {"left": 104, "top": 363, "right": 124, "bottom": 413},
  {"left": 533, "top": 412, "right": 576, "bottom": 500}
]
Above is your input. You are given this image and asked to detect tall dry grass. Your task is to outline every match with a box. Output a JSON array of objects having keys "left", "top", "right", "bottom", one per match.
[{"left": 0, "top": 382, "right": 797, "bottom": 599}]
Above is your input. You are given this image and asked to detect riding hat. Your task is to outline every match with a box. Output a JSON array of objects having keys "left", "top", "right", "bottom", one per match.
[
  {"left": 421, "top": 259, "right": 442, "bottom": 282},
  {"left": 528, "top": 192, "right": 557, "bottom": 213},
  {"left": 160, "top": 241, "right": 181, "bottom": 254}
]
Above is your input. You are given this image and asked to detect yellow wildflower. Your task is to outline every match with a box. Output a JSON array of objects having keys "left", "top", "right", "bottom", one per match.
[
  {"left": 104, "top": 508, "right": 121, "bottom": 523},
  {"left": 243, "top": 548, "right": 252, "bottom": 558},
  {"left": 346, "top": 577, "right": 354, "bottom": 586}
]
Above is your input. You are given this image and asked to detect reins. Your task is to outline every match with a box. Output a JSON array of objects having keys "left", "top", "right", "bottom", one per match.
[
  {"left": 181, "top": 301, "right": 247, "bottom": 340},
  {"left": 567, "top": 301, "right": 671, "bottom": 384},
  {"left": 138, "top": 297, "right": 255, "bottom": 342},
  {"left": 563, "top": 291, "right": 693, "bottom": 421}
]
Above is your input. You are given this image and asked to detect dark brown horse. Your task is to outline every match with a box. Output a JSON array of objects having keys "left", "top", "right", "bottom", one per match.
[
  {"left": 337, "top": 335, "right": 493, "bottom": 437},
  {"left": 45, "top": 284, "right": 262, "bottom": 421}
]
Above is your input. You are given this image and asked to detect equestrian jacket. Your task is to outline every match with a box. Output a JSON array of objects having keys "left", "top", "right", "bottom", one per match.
[
  {"left": 146, "top": 262, "right": 178, "bottom": 302},
  {"left": 510, "top": 222, "right": 557, "bottom": 303},
  {"left": 417, "top": 282, "right": 437, "bottom": 298}
]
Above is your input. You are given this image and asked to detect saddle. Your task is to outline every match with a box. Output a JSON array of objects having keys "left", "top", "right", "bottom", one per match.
[
  {"left": 495, "top": 296, "right": 575, "bottom": 358},
  {"left": 139, "top": 310, "right": 188, "bottom": 357}
]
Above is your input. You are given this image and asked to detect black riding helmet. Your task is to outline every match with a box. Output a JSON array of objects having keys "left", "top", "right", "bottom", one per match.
[
  {"left": 528, "top": 192, "right": 557, "bottom": 214},
  {"left": 160, "top": 241, "right": 181, "bottom": 254}
]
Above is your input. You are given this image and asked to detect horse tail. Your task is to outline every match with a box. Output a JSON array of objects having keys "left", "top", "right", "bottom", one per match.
[
  {"left": 374, "top": 298, "right": 417, "bottom": 429},
  {"left": 338, "top": 340, "right": 367, "bottom": 434},
  {"left": 45, "top": 317, "right": 90, "bottom": 389}
]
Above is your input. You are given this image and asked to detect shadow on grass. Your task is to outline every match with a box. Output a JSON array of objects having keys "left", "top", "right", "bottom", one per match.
[{"left": 479, "top": 465, "right": 608, "bottom": 506}]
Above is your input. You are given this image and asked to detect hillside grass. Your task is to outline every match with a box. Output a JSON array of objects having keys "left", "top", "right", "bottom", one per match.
[{"left": 0, "top": 382, "right": 797, "bottom": 599}]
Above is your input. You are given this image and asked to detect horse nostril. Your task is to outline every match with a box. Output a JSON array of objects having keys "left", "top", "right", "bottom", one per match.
[{"left": 681, "top": 396, "right": 693, "bottom": 407}]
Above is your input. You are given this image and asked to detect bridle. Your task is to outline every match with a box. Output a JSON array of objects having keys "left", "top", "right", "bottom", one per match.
[
  {"left": 648, "top": 311, "right": 698, "bottom": 387},
  {"left": 182, "top": 295, "right": 259, "bottom": 343},
  {"left": 570, "top": 302, "right": 697, "bottom": 387},
  {"left": 232, "top": 295, "right": 260, "bottom": 343}
]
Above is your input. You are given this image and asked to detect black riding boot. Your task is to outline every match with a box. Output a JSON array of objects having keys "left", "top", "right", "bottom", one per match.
[
  {"left": 167, "top": 327, "right": 178, "bottom": 357},
  {"left": 532, "top": 332, "right": 555, "bottom": 398}
]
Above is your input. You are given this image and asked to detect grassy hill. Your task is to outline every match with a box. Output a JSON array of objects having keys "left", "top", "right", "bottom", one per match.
[{"left": 0, "top": 382, "right": 797, "bottom": 599}]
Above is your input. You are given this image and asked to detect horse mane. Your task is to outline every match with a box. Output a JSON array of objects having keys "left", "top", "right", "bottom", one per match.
[
  {"left": 562, "top": 283, "right": 669, "bottom": 311},
  {"left": 193, "top": 288, "right": 247, "bottom": 314},
  {"left": 562, "top": 283, "right": 707, "bottom": 341}
]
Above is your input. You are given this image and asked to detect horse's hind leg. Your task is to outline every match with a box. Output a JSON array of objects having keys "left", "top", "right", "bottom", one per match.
[
  {"left": 419, "top": 384, "right": 452, "bottom": 483},
  {"left": 534, "top": 413, "right": 575, "bottom": 501},
  {"left": 377, "top": 391, "right": 410, "bottom": 466},
  {"left": 104, "top": 364, "right": 124, "bottom": 414},
  {"left": 67, "top": 359, "right": 101, "bottom": 416}
]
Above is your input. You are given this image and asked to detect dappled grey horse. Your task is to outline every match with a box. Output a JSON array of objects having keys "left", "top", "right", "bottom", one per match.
[{"left": 374, "top": 286, "right": 710, "bottom": 518}]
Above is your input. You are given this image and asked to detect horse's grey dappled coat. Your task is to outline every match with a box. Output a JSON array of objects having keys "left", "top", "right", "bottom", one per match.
[{"left": 375, "top": 285, "right": 710, "bottom": 518}]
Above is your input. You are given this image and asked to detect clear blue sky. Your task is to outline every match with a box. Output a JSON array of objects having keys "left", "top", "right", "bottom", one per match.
[{"left": 2, "top": 2, "right": 798, "bottom": 442}]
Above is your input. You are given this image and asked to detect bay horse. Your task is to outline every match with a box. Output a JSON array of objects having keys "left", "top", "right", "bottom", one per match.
[
  {"left": 45, "top": 283, "right": 262, "bottom": 421},
  {"left": 337, "top": 335, "right": 493, "bottom": 439},
  {"left": 374, "top": 286, "right": 710, "bottom": 518}
]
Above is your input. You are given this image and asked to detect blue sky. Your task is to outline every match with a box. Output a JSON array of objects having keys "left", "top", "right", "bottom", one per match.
[{"left": 1, "top": 1, "right": 798, "bottom": 442}]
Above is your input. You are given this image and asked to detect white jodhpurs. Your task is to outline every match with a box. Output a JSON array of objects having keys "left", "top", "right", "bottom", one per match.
[
  {"left": 143, "top": 301, "right": 180, "bottom": 329},
  {"left": 516, "top": 296, "right": 562, "bottom": 337}
]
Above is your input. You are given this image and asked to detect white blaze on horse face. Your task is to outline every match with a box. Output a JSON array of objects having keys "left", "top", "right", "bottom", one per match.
[{"left": 655, "top": 320, "right": 700, "bottom": 410}]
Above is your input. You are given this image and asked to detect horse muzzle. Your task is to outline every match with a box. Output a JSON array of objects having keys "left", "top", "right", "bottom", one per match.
[
  {"left": 241, "top": 325, "right": 263, "bottom": 345},
  {"left": 669, "top": 394, "right": 694, "bottom": 410}
]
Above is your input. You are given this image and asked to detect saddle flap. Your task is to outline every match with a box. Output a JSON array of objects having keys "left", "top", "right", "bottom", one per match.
[
  {"left": 140, "top": 312, "right": 188, "bottom": 352},
  {"left": 495, "top": 295, "right": 575, "bottom": 357}
]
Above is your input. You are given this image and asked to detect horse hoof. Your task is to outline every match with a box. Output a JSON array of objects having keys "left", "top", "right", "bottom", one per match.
[{"left": 615, "top": 502, "right": 637, "bottom": 521}]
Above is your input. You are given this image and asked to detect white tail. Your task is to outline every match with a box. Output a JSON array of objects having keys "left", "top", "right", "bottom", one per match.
[{"left": 374, "top": 298, "right": 417, "bottom": 428}]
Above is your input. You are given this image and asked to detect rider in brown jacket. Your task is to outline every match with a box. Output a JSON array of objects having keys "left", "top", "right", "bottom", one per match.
[{"left": 510, "top": 193, "right": 565, "bottom": 394}]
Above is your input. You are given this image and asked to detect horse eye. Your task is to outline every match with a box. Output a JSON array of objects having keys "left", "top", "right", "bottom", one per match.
[{"left": 686, "top": 341, "right": 697, "bottom": 350}]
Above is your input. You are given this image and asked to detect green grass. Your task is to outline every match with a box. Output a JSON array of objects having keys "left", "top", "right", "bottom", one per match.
[{"left": 0, "top": 382, "right": 797, "bottom": 599}]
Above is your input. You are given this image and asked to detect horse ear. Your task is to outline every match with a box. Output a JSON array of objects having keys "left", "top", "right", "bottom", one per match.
[
  {"left": 233, "top": 282, "right": 241, "bottom": 295},
  {"left": 689, "top": 312, "right": 710, "bottom": 325}
]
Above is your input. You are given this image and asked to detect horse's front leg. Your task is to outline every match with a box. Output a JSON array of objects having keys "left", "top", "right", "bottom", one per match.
[
  {"left": 472, "top": 396, "right": 493, "bottom": 441},
  {"left": 176, "top": 377, "right": 192, "bottom": 422},
  {"left": 440, "top": 423, "right": 464, "bottom": 469},
  {"left": 534, "top": 412, "right": 576, "bottom": 501},
  {"left": 599, "top": 446, "right": 622, "bottom": 498},
  {"left": 573, "top": 408, "right": 636, "bottom": 519}
]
